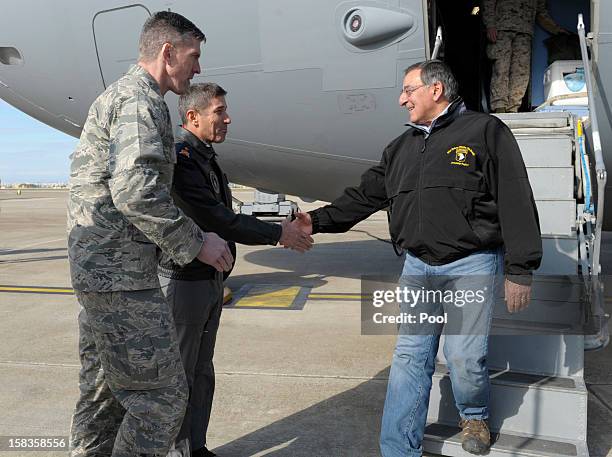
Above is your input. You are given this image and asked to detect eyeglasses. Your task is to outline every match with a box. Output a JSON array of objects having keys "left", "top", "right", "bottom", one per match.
[{"left": 400, "top": 84, "right": 426, "bottom": 96}]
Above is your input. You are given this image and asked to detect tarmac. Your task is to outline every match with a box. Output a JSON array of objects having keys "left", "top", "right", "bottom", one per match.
[{"left": 0, "top": 188, "right": 611, "bottom": 457}]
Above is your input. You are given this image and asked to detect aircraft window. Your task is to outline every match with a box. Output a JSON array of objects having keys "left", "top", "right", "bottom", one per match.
[{"left": 0, "top": 47, "right": 23, "bottom": 66}]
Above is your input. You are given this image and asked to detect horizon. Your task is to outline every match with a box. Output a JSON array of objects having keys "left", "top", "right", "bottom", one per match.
[{"left": 0, "top": 99, "right": 78, "bottom": 185}]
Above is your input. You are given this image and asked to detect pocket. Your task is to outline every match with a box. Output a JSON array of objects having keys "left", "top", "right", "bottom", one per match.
[
  {"left": 99, "top": 325, "right": 181, "bottom": 391},
  {"left": 420, "top": 184, "right": 483, "bottom": 247},
  {"left": 129, "top": 227, "right": 158, "bottom": 271}
]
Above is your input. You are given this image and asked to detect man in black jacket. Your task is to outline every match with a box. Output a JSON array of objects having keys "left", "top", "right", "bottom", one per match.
[
  {"left": 295, "top": 60, "right": 542, "bottom": 456},
  {"left": 158, "top": 83, "right": 312, "bottom": 457}
]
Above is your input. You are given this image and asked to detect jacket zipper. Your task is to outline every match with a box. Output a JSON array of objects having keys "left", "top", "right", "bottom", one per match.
[{"left": 418, "top": 137, "right": 426, "bottom": 237}]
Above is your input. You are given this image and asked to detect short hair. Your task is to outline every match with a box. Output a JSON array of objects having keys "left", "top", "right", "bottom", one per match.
[
  {"left": 178, "top": 83, "right": 228, "bottom": 124},
  {"left": 404, "top": 60, "right": 459, "bottom": 101},
  {"left": 139, "top": 11, "right": 206, "bottom": 62}
]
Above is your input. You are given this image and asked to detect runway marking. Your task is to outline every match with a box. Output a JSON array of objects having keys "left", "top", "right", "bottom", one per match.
[
  {"left": 0, "top": 238, "right": 65, "bottom": 254},
  {"left": 231, "top": 285, "right": 304, "bottom": 309},
  {"left": 309, "top": 293, "right": 366, "bottom": 301},
  {"left": 0, "top": 285, "right": 74, "bottom": 295},
  {"left": 0, "top": 284, "right": 369, "bottom": 306}
]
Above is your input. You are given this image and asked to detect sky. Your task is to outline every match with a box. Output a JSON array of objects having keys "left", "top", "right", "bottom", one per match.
[{"left": 0, "top": 99, "right": 78, "bottom": 185}]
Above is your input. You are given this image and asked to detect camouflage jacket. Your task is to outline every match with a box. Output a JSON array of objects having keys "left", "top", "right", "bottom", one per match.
[
  {"left": 482, "top": 0, "right": 563, "bottom": 35},
  {"left": 67, "top": 65, "right": 204, "bottom": 292}
]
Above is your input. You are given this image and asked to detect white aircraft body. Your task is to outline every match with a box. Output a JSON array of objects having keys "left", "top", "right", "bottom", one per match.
[{"left": 0, "top": 1, "right": 610, "bottom": 209}]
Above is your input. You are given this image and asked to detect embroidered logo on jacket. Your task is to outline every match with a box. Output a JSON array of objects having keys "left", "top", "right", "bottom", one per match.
[
  {"left": 179, "top": 147, "right": 191, "bottom": 159},
  {"left": 447, "top": 146, "right": 475, "bottom": 167},
  {"left": 210, "top": 171, "right": 221, "bottom": 194}
]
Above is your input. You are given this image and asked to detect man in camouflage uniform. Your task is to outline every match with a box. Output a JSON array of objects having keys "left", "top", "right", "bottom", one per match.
[
  {"left": 67, "top": 12, "right": 233, "bottom": 457},
  {"left": 482, "top": 0, "right": 567, "bottom": 112}
]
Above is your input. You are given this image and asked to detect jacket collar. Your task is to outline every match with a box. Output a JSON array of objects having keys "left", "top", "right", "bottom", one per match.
[
  {"left": 405, "top": 97, "right": 467, "bottom": 136},
  {"left": 128, "top": 65, "right": 163, "bottom": 96},
  {"left": 176, "top": 126, "right": 216, "bottom": 160}
]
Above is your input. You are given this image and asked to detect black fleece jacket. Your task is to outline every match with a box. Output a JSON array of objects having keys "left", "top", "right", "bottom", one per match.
[
  {"left": 159, "top": 127, "right": 282, "bottom": 280},
  {"left": 310, "top": 99, "right": 542, "bottom": 285}
]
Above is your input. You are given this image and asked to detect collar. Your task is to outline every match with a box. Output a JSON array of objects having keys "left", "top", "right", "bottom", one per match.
[
  {"left": 176, "top": 126, "right": 216, "bottom": 160},
  {"left": 405, "top": 98, "right": 466, "bottom": 136},
  {"left": 128, "top": 65, "right": 163, "bottom": 96}
]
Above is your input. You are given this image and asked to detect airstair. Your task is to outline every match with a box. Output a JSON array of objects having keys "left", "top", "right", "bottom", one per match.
[{"left": 421, "top": 15, "right": 609, "bottom": 457}]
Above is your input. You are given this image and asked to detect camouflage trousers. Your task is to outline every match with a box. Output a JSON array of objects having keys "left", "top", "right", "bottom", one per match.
[
  {"left": 69, "top": 288, "right": 188, "bottom": 457},
  {"left": 488, "top": 31, "right": 532, "bottom": 112}
]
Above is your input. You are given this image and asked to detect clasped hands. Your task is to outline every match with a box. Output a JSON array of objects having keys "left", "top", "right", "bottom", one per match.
[
  {"left": 279, "top": 211, "right": 314, "bottom": 253},
  {"left": 195, "top": 211, "right": 315, "bottom": 273}
]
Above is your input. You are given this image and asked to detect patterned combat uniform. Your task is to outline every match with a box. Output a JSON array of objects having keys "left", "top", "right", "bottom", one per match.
[
  {"left": 67, "top": 65, "right": 205, "bottom": 457},
  {"left": 482, "top": 0, "right": 563, "bottom": 112}
]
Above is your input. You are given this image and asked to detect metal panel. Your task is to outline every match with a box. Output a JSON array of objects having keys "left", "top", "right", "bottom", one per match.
[
  {"left": 528, "top": 168, "right": 574, "bottom": 199},
  {"left": 538, "top": 237, "right": 579, "bottom": 275},
  {"left": 535, "top": 200, "right": 576, "bottom": 236},
  {"left": 486, "top": 335, "right": 585, "bottom": 377},
  {"left": 516, "top": 136, "right": 573, "bottom": 167}
]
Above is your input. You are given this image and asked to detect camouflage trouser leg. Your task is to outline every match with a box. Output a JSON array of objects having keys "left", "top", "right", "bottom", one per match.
[
  {"left": 488, "top": 31, "right": 532, "bottom": 112},
  {"left": 69, "top": 288, "right": 188, "bottom": 457},
  {"left": 506, "top": 33, "right": 532, "bottom": 112}
]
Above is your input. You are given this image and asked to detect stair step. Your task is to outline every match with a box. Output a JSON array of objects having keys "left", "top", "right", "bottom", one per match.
[
  {"left": 433, "top": 364, "right": 578, "bottom": 390},
  {"left": 423, "top": 422, "right": 587, "bottom": 457},
  {"left": 429, "top": 365, "right": 587, "bottom": 440},
  {"left": 494, "top": 112, "right": 572, "bottom": 130}
]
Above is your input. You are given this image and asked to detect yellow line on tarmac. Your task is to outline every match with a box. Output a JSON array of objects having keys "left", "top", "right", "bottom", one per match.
[
  {"left": 309, "top": 295, "right": 366, "bottom": 300},
  {"left": 0, "top": 286, "right": 74, "bottom": 294}
]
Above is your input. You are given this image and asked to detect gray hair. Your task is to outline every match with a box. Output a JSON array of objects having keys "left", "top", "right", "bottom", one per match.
[
  {"left": 178, "top": 83, "right": 228, "bottom": 124},
  {"left": 404, "top": 60, "right": 459, "bottom": 101},
  {"left": 139, "top": 11, "right": 206, "bottom": 62}
]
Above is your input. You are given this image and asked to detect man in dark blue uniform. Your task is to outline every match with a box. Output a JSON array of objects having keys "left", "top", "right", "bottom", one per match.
[{"left": 158, "top": 83, "right": 312, "bottom": 457}]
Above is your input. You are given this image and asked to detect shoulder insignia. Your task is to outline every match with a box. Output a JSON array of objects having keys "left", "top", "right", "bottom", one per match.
[{"left": 178, "top": 147, "right": 191, "bottom": 159}]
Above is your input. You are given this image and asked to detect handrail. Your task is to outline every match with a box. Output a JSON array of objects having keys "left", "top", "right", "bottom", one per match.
[
  {"left": 431, "top": 26, "right": 442, "bottom": 60},
  {"left": 578, "top": 13, "right": 607, "bottom": 274}
]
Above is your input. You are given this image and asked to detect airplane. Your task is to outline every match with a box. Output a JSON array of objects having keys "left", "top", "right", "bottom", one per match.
[
  {"left": 1, "top": 1, "right": 611, "bottom": 456},
  {"left": 0, "top": 1, "right": 609, "bottom": 205}
]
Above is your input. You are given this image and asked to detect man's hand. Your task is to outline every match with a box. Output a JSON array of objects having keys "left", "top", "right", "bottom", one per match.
[
  {"left": 505, "top": 278, "right": 532, "bottom": 313},
  {"left": 294, "top": 211, "right": 313, "bottom": 235},
  {"left": 486, "top": 27, "right": 497, "bottom": 43},
  {"left": 196, "top": 232, "right": 234, "bottom": 272},
  {"left": 279, "top": 216, "right": 314, "bottom": 253}
]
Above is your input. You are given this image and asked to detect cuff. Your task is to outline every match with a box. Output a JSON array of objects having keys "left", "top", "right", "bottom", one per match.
[
  {"left": 309, "top": 210, "right": 320, "bottom": 234},
  {"left": 505, "top": 273, "right": 533, "bottom": 286},
  {"left": 177, "top": 228, "right": 205, "bottom": 266}
]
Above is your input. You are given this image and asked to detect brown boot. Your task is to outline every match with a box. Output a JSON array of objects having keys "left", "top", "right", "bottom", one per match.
[{"left": 459, "top": 419, "right": 491, "bottom": 455}]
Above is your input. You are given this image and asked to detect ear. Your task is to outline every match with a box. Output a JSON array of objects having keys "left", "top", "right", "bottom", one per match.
[
  {"left": 432, "top": 81, "right": 444, "bottom": 102},
  {"left": 186, "top": 109, "right": 199, "bottom": 126},
  {"left": 161, "top": 42, "right": 173, "bottom": 65}
]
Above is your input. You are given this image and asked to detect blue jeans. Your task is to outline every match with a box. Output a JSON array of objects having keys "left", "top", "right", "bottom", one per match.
[{"left": 380, "top": 249, "right": 503, "bottom": 457}]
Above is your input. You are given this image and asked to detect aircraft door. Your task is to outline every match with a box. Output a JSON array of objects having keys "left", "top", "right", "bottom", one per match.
[{"left": 93, "top": 5, "right": 151, "bottom": 88}]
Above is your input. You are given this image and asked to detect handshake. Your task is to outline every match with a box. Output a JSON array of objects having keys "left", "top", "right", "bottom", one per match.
[{"left": 196, "top": 211, "right": 315, "bottom": 272}]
